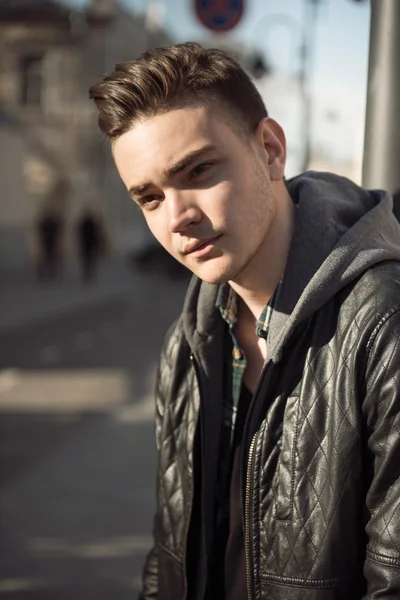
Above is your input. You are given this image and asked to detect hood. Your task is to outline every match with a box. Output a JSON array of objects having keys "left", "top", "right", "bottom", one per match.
[{"left": 182, "top": 171, "right": 400, "bottom": 362}]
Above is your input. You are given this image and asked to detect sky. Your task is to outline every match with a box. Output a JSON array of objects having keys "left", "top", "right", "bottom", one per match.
[{"left": 64, "top": 0, "right": 371, "bottom": 178}]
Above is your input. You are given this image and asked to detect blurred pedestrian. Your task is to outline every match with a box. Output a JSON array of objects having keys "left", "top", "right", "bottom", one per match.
[
  {"left": 36, "top": 210, "right": 63, "bottom": 282},
  {"left": 76, "top": 209, "right": 103, "bottom": 282},
  {"left": 90, "top": 43, "right": 400, "bottom": 599}
]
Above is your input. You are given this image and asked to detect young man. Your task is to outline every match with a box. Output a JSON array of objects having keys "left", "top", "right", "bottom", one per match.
[{"left": 89, "top": 42, "right": 400, "bottom": 600}]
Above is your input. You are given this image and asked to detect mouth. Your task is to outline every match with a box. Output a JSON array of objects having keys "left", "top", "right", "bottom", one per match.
[{"left": 182, "top": 235, "right": 221, "bottom": 258}]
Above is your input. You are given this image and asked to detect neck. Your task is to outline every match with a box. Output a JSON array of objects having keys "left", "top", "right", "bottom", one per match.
[{"left": 229, "top": 184, "right": 295, "bottom": 320}]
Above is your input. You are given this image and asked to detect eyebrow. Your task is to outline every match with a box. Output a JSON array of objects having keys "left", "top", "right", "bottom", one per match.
[{"left": 128, "top": 144, "right": 217, "bottom": 198}]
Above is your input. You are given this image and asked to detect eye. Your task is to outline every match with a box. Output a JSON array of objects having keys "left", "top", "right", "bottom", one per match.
[
  {"left": 188, "top": 162, "right": 214, "bottom": 181},
  {"left": 138, "top": 194, "right": 162, "bottom": 211}
]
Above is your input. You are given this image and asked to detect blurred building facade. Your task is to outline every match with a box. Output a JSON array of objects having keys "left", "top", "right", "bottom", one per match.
[{"left": 0, "top": 0, "right": 173, "bottom": 270}]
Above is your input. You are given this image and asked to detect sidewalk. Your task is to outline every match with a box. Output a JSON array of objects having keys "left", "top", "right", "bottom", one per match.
[
  {"left": 0, "top": 258, "right": 188, "bottom": 598},
  {"left": 0, "top": 258, "right": 137, "bottom": 333},
  {"left": 0, "top": 399, "right": 157, "bottom": 598}
]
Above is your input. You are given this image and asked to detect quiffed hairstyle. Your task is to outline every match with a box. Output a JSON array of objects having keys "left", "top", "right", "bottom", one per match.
[{"left": 89, "top": 42, "right": 268, "bottom": 143}]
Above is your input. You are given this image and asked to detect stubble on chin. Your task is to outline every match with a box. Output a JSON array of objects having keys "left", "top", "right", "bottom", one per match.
[{"left": 193, "top": 260, "right": 243, "bottom": 286}]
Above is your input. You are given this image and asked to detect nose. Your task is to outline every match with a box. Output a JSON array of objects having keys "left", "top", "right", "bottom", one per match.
[{"left": 167, "top": 191, "right": 201, "bottom": 233}]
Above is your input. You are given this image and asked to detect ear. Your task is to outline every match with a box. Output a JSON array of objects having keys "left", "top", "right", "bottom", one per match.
[{"left": 255, "top": 117, "right": 286, "bottom": 180}]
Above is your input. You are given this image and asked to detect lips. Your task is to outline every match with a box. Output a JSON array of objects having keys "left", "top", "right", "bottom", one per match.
[{"left": 182, "top": 236, "right": 219, "bottom": 255}]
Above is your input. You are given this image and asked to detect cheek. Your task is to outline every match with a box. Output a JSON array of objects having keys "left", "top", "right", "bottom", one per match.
[
  {"left": 144, "top": 213, "right": 162, "bottom": 240},
  {"left": 202, "top": 180, "right": 237, "bottom": 219},
  {"left": 145, "top": 214, "right": 175, "bottom": 253}
]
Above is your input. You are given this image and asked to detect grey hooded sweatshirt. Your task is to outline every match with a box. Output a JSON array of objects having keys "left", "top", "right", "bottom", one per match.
[{"left": 183, "top": 170, "right": 400, "bottom": 362}]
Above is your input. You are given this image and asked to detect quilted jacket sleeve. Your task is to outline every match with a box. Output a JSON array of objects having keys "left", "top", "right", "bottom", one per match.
[
  {"left": 362, "top": 308, "right": 400, "bottom": 598},
  {"left": 138, "top": 321, "right": 179, "bottom": 600},
  {"left": 138, "top": 544, "right": 158, "bottom": 600}
]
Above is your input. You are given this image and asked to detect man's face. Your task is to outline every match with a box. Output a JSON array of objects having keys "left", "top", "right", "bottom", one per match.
[{"left": 113, "top": 104, "right": 280, "bottom": 285}]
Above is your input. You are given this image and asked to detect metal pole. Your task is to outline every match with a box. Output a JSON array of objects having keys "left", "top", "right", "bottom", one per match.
[
  {"left": 298, "top": 10, "right": 310, "bottom": 172},
  {"left": 362, "top": 0, "right": 400, "bottom": 219},
  {"left": 300, "top": 0, "right": 320, "bottom": 173}
]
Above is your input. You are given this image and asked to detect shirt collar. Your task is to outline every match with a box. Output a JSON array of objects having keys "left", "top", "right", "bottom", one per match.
[{"left": 216, "top": 282, "right": 280, "bottom": 338}]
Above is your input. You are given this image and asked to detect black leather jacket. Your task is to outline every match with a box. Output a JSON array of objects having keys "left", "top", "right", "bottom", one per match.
[{"left": 139, "top": 173, "right": 400, "bottom": 600}]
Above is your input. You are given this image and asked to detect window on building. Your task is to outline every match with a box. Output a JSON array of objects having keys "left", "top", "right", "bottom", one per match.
[{"left": 20, "top": 54, "right": 44, "bottom": 107}]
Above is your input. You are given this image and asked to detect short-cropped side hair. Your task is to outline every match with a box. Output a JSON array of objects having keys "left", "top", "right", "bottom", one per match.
[{"left": 89, "top": 41, "right": 268, "bottom": 143}]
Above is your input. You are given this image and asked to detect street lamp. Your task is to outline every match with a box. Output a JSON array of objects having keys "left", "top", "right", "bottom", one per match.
[{"left": 252, "top": 0, "right": 323, "bottom": 172}]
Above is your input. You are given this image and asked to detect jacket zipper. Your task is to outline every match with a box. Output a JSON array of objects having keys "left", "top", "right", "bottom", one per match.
[
  {"left": 242, "top": 358, "right": 272, "bottom": 600},
  {"left": 182, "top": 463, "right": 194, "bottom": 600},
  {"left": 181, "top": 354, "right": 198, "bottom": 600},
  {"left": 245, "top": 431, "right": 258, "bottom": 600}
]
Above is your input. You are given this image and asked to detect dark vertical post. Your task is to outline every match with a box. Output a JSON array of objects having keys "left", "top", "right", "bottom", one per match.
[
  {"left": 300, "top": 0, "right": 321, "bottom": 172},
  {"left": 362, "top": 0, "right": 400, "bottom": 219}
]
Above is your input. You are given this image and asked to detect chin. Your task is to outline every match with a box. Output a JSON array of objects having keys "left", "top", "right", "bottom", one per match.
[
  {"left": 193, "top": 260, "right": 238, "bottom": 285},
  {"left": 198, "top": 274, "right": 229, "bottom": 285}
]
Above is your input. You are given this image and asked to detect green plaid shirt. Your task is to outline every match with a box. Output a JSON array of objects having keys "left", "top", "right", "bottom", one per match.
[
  {"left": 212, "top": 283, "right": 279, "bottom": 563},
  {"left": 216, "top": 282, "right": 279, "bottom": 445}
]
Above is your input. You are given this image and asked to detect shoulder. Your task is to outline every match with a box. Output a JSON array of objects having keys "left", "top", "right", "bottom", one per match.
[
  {"left": 343, "top": 261, "right": 400, "bottom": 372},
  {"left": 159, "top": 276, "right": 196, "bottom": 368},
  {"left": 361, "top": 259, "right": 400, "bottom": 288},
  {"left": 326, "top": 261, "right": 400, "bottom": 363},
  {"left": 160, "top": 317, "right": 185, "bottom": 367},
  {"left": 352, "top": 261, "right": 400, "bottom": 320},
  {"left": 360, "top": 262, "right": 400, "bottom": 353}
]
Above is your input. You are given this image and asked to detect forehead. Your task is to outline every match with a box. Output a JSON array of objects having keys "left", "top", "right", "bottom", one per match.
[
  {"left": 112, "top": 104, "right": 242, "bottom": 185},
  {"left": 116, "top": 105, "right": 227, "bottom": 155}
]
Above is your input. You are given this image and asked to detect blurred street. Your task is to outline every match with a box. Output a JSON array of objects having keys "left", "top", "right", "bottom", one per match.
[
  {"left": 0, "top": 1, "right": 375, "bottom": 598},
  {"left": 0, "top": 260, "right": 189, "bottom": 599}
]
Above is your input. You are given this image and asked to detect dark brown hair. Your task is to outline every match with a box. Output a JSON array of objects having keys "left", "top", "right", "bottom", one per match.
[{"left": 89, "top": 42, "right": 268, "bottom": 143}]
